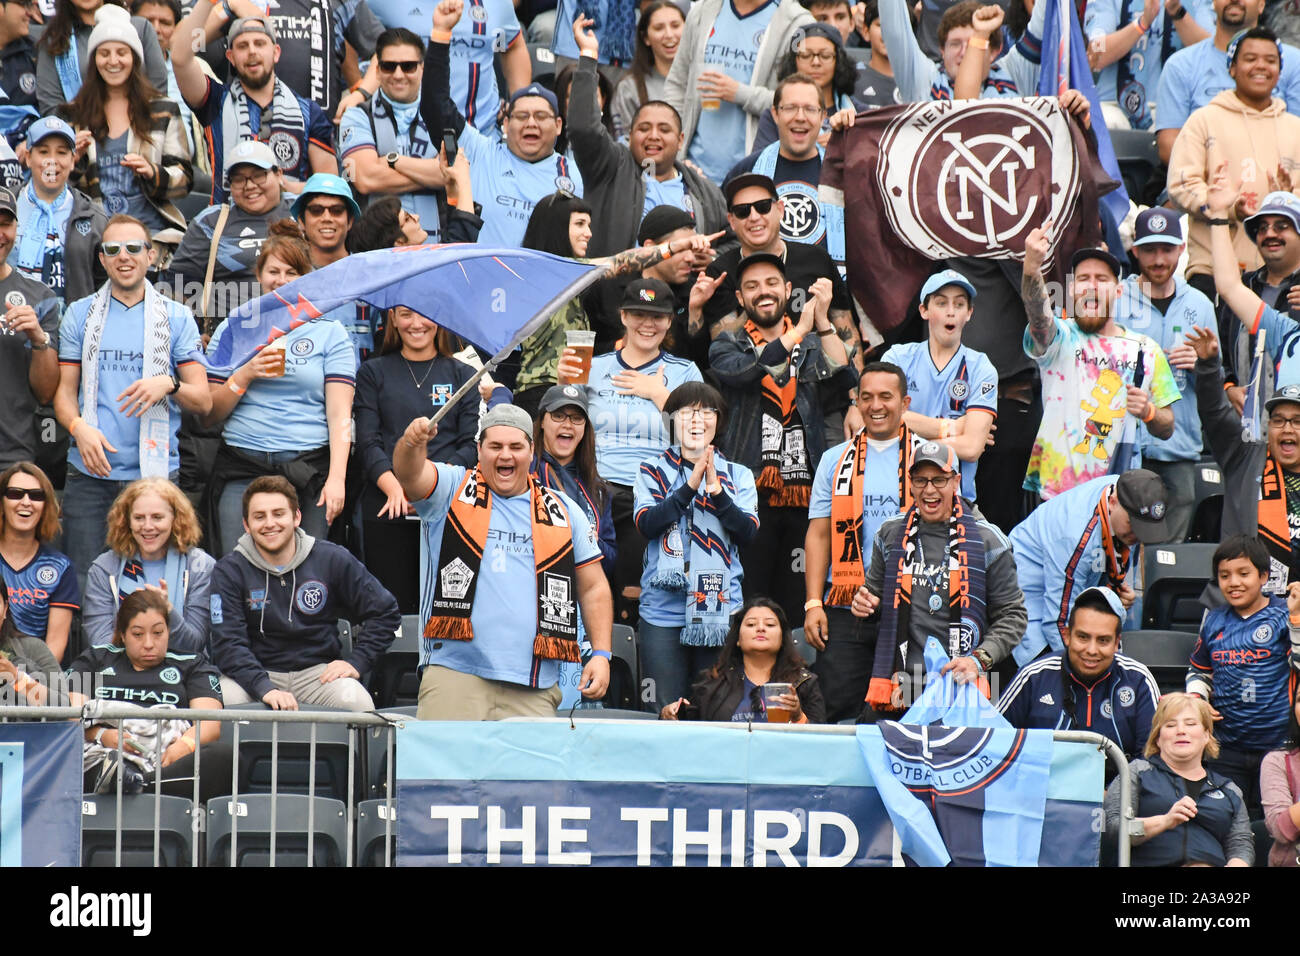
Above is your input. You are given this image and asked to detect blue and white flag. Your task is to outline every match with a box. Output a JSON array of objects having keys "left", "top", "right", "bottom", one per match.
[
  {"left": 857, "top": 638, "right": 1057, "bottom": 867},
  {"left": 199, "top": 244, "right": 606, "bottom": 375}
]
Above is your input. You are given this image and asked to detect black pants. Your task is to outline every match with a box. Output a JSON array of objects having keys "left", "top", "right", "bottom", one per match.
[
  {"left": 609, "top": 483, "right": 645, "bottom": 628},
  {"left": 363, "top": 516, "right": 422, "bottom": 615},
  {"left": 739, "top": 501, "right": 806, "bottom": 627},
  {"left": 975, "top": 376, "right": 1043, "bottom": 535},
  {"left": 812, "top": 605, "right": 878, "bottom": 723},
  {"left": 1207, "top": 744, "right": 1269, "bottom": 820}
]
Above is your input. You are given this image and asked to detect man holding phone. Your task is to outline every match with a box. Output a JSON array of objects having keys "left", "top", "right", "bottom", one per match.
[{"left": 339, "top": 27, "right": 447, "bottom": 242}]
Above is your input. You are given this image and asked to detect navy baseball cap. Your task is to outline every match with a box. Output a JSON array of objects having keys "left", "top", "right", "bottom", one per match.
[
  {"left": 1132, "top": 208, "right": 1183, "bottom": 247},
  {"left": 1070, "top": 247, "right": 1123, "bottom": 279},
  {"left": 919, "top": 269, "right": 976, "bottom": 303},
  {"left": 508, "top": 83, "right": 559, "bottom": 114},
  {"left": 1115, "top": 469, "right": 1170, "bottom": 544}
]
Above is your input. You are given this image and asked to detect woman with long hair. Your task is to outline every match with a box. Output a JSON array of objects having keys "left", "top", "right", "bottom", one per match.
[
  {"left": 610, "top": 0, "right": 684, "bottom": 140},
  {"left": 353, "top": 305, "right": 487, "bottom": 612},
  {"left": 634, "top": 382, "right": 759, "bottom": 708},
  {"left": 59, "top": 4, "right": 191, "bottom": 259},
  {"left": 203, "top": 219, "right": 354, "bottom": 554},
  {"left": 36, "top": 0, "right": 169, "bottom": 114},
  {"left": 1261, "top": 685, "right": 1300, "bottom": 866},
  {"left": 752, "top": 22, "right": 858, "bottom": 151},
  {"left": 0, "top": 462, "right": 77, "bottom": 663},
  {"left": 660, "top": 596, "right": 825, "bottom": 722},
  {"left": 82, "top": 477, "right": 214, "bottom": 652}
]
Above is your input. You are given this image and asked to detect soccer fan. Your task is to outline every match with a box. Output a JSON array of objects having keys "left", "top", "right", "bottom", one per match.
[
  {"left": 209, "top": 475, "right": 400, "bottom": 711},
  {"left": 0, "top": 0, "right": 39, "bottom": 144},
  {"left": 1020, "top": 222, "right": 1178, "bottom": 501},
  {"left": 998, "top": 585, "right": 1160, "bottom": 761},
  {"left": 392, "top": 405, "right": 613, "bottom": 720},
  {"left": 0, "top": 461, "right": 76, "bottom": 662},
  {"left": 1259, "top": 689, "right": 1300, "bottom": 866},
  {"left": 750, "top": 24, "right": 857, "bottom": 152},
  {"left": 35, "top": 0, "right": 167, "bottom": 114},
  {"left": 1008, "top": 469, "right": 1171, "bottom": 667},
  {"left": 851, "top": 0, "right": 900, "bottom": 107},
  {"left": 609, "top": 0, "right": 685, "bottom": 139}
]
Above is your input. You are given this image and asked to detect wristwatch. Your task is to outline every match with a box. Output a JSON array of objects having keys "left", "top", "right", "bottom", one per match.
[
  {"left": 30, "top": 330, "right": 50, "bottom": 350},
  {"left": 971, "top": 647, "right": 994, "bottom": 672},
  {"left": 1170, "top": 4, "right": 1187, "bottom": 19},
  {"left": 168, "top": 373, "right": 181, "bottom": 395},
  {"left": 386, "top": 151, "right": 401, "bottom": 170}
]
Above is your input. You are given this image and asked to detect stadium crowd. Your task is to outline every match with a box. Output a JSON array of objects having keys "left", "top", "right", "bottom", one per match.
[{"left": 0, "top": 0, "right": 1298, "bottom": 866}]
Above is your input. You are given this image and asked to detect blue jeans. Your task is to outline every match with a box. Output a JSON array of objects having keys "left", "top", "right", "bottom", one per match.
[
  {"left": 63, "top": 468, "right": 177, "bottom": 596},
  {"left": 638, "top": 621, "right": 720, "bottom": 711},
  {"left": 216, "top": 449, "right": 328, "bottom": 555}
]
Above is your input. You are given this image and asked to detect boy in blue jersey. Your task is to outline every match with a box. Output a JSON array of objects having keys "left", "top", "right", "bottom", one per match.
[
  {"left": 1188, "top": 534, "right": 1300, "bottom": 814},
  {"left": 882, "top": 269, "right": 996, "bottom": 507}
]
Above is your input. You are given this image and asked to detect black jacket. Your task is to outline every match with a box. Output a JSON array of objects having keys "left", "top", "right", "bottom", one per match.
[{"left": 691, "top": 660, "right": 826, "bottom": 723}]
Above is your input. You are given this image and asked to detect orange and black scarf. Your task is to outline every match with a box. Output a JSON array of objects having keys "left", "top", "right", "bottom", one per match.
[
  {"left": 424, "top": 468, "right": 581, "bottom": 662},
  {"left": 826, "top": 425, "right": 914, "bottom": 606},
  {"left": 1053, "top": 484, "right": 1131, "bottom": 645},
  {"left": 746, "top": 319, "right": 812, "bottom": 508},
  {"left": 1258, "top": 452, "right": 1299, "bottom": 585}
]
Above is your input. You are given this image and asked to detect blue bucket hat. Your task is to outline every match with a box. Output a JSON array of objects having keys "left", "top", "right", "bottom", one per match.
[{"left": 291, "top": 173, "right": 361, "bottom": 221}]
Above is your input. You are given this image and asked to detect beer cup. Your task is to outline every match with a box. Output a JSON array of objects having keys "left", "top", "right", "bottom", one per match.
[
  {"left": 264, "top": 338, "right": 287, "bottom": 377},
  {"left": 763, "top": 682, "right": 796, "bottom": 723},
  {"left": 560, "top": 330, "right": 596, "bottom": 385}
]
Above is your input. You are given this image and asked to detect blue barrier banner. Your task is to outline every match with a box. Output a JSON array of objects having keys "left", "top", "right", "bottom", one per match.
[
  {"left": 0, "top": 723, "right": 82, "bottom": 867},
  {"left": 396, "top": 721, "right": 1103, "bottom": 867}
]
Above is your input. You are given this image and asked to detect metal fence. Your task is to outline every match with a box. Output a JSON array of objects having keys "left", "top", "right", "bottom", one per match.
[{"left": 1, "top": 705, "right": 1129, "bottom": 866}]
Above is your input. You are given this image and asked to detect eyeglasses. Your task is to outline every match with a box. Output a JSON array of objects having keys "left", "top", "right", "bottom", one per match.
[
  {"left": 775, "top": 103, "right": 826, "bottom": 117},
  {"left": 910, "top": 474, "right": 954, "bottom": 490},
  {"left": 230, "top": 168, "right": 271, "bottom": 188},
  {"left": 2, "top": 486, "right": 46, "bottom": 502},
  {"left": 1256, "top": 220, "right": 1295, "bottom": 236},
  {"left": 729, "top": 198, "right": 775, "bottom": 219},
  {"left": 676, "top": 407, "right": 718, "bottom": 421},
  {"left": 510, "top": 111, "right": 556, "bottom": 124},
  {"left": 305, "top": 202, "right": 348, "bottom": 217},
  {"left": 794, "top": 49, "right": 835, "bottom": 64},
  {"left": 546, "top": 410, "right": 586, "bottom": 425},
  {"left": 100, "top": 240, "right": 149, "bottom": 257},
  {"left": 378, "top": 59, "right": 420, "bottom": 74},
  {"left": 1269, "top": 415, "right": 1300, "bottom": 430}
]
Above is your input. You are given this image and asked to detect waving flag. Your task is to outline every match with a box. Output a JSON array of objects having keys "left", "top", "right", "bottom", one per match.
[
  {"left": 200, "top": 245, "right": 606, "bottom": 375},
  {"left": 857, "top": 638, "right": 1056, "bottom": 867}
]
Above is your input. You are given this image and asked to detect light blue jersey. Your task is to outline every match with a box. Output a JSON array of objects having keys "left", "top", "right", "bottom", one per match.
[
  {"left": 1008, "top": 474, "right": 1123, "bottom": 666},
  {"left": 642, "top": 173, "right": 688, "bottom": 220},
  {"left": 686, "top": 0, "right": 777, "bottom": 184},
  {"left": 413, "top": 463, "right": 602, "bottom": 688},
  {"left": 588, "top": 350, "right": 703, "bottom": 487},
  {"left": 206, "top": 317, "right": 356, "bottom": 454},
  {"left": 364, "top": 0, "right": 521, "bottom": 135},
  {"left": 1114, "top": 275, "right": 1217, "bottom": 462},
  {"left": 460, "top": 122, "right": 584, "bottom": 247},
  {"left": 58, "top": 294, "right": 201, "bottom": 480},
  {"left": 1084, "top": 0, "right": 1214, "bottom": 130},
  {"left": 881, "top": 341, "right": 997, "bottom": 501},
  {"left": 1156, "top": 37, "right": 1300, "bottom": 133},
  {"left": 809, "top": 435, "right": 905, "bottom": 607}
]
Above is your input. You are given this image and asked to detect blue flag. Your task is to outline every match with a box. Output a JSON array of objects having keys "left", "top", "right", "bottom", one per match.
[
  {"left": 857, "top": 638, "right": 1056, "bottom": 866},
  {"left": 1038, "top": 0, "right": 1130, "bottom": 229},
  {"left": 199, "top": 244, "right": 606, "bottom": 375}
]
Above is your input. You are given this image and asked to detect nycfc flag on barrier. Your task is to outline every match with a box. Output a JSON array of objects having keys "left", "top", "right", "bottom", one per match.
[
  {"left": 857, "top": 638, "right": 1056, "bottom": 867},
  {"left": 200, "top": 245, "right": 606, "bottom": 375},
  {"left": 396, "top": 713, "right": 1103, "bottom": 866},
  {"left": 1, "top": 723, "right": 82, "bottom": 867},
  {"left": 820, "top": 96, "right": 1108, "bottom": 335}
]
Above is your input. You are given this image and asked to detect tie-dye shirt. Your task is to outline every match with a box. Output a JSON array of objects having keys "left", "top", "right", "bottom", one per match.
[{"left": 1023, "top": 317, "right": 1179, "bottom": 500}]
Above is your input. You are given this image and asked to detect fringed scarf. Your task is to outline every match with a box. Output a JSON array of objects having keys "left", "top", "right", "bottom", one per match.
[
  {"left": 80, "top": 280, "right": 174, "bottom": 477},
  {"left": 113, "top": 549, "right": 189, "bottom": 607},
  {"left": 424, "top": 468, "right": 581, "bottom": 662},
  {"left": 866, "top": 499, "right": 987, "bottom": 708},
  {"left": 220, "top": 76, "right": 308, "bottom": 177},
  {"left": 826, "top": 425, "right": 914, "bottom": 606},
  {"left": 747, "top": 319, "right": 812, "bottom": 508},
  {"left": 1258, "top": 452, "right": 1300, "bottom": 591},
  {"left": 642, "top": 447, "right": 739, "bottom": 646}
]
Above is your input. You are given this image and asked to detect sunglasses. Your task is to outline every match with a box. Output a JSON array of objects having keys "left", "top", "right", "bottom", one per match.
[
  {"left": 305, "top": 202, "right": 348, "bottom": 217},
  {"left": 378, "top": 59, "right": 420, "bottom": 74},
  {"left": 729, "top": 198, "right": 775, "bottom": 219},
  {"left": 3, "top": 486, "right": 46, "bottom": 502},
  {"left": 101, "top": 240, "right": 149, "bottom": 256}
]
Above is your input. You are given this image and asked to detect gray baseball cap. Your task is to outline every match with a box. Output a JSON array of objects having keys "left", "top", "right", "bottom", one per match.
[{"left": 479, "top": 404, "right": 534, "bottom": 441}]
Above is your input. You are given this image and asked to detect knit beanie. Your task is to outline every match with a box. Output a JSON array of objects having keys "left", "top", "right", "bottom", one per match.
[{"left": 87, "top": 5, "right": 144, "bottom": 64}]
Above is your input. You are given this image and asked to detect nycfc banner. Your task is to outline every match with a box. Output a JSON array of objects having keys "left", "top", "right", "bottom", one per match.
[
  {"left": 396, "top": 721, "right": 1103, "bottom": 866},
  {"left": 821, "top": 96, "right": 1109, "bottom": 334},
  {"left": 0, "top": 723, "right": 82, "bottom": 867}
]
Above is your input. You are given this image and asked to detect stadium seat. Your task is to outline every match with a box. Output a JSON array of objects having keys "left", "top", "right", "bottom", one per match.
[
  {"left": 1186, "top": 462, "right": 1224, "bottom": 544},
  {"left": 1141, "top": 543, "right": 1215, "bottom": 633},
  {"left": 81, "top": 794, "right": 197, "bottom": 867},
  {"left": 1120, "top": 629, "right": 1197, "bottom": 695},
  {"left": 366, "top": 706, "right": 416, "bottom": 799},
  {"left": 607, "top": 623, "right": 639, "bottom": 709},
  {"left": 1108, "top": 128, "right": 1160, "bottom": 203},
  {"left": 370, "top": 615, "right": 420, "bottom": 710},
  {"left": 206, "top": 794, "right": 348, "bottom": 867},
  {"left": 225, "top": 704, "right": 362, "bottom": 804},
  {"left": 356, "top": 798, "right": 398, "bottom": 867},
  {"left": 791, "top": 628, "right": 817, "bottom": 666},
  {"left": 175, "top": 190, "right": 212, "bottom": 223},
  {"left": 529, "top": 43, "right": 556, "bottom": 83}
]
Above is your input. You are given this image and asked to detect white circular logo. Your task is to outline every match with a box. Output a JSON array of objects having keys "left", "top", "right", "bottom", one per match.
[
  {"left": 4, "top": 291, "right": 25, "bottom": 307},
  {"left": 1252, "top": 624, "right": 1272, "bottom": 645},
  {"left": 1150, "top": 502, "right": 1166, "bottom": 520},
  {"left": 1117, "top": 687, "right": 1135, "bottom": 707},
  {"left": 159, "top": 666, "right": 181, "bottom": 685},
  {"left": 920, "top": 441, "right": 942, "bottom": 456},
  {"left": 753, "top": 28, "right": 768, "bottom": 47},
  {"left": 267, "top": 131, "right": 301, "bottom": 171},
  {"left": 290, "top": 338, "right": 314, "bottom": 356},
  {"left": 777, "top": 182, "right": 823, "bottom": 243},
  {"left": 1207, "top": 789, "right": 1225, "bottom": 800},
  {"left": 1147, "top": 213, "right": 1168, "bottom": 232},
  {"left": 555, "top": 175, "right": 575, "bottom": 193},
  {"left": 470, "top": 4, "right": 487, "bottom": 20},
  {"left": 949, "top": 380, "right": 969, "bottom": 400},
  {"left": 1100, "top": 700, "right": 1113, "bottom": 718},
  {"left": 562, "top": 385, "right": 579, "bottom": 398},
  {"left": 35, "top": 564, "right": 57, "bottom": 586},
  {"left": 19, "top": 73, "right": 35, "bottom": 95},
  {"left": 106, "top": 194, "right": 128, "bottom": 214},
  {"left": 295, "top": 581, "right": 327, "bottom": 614}
]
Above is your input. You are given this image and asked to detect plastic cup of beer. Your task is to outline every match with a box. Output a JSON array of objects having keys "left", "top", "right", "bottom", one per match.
[
  {"left": 763, "top": 682, "right": 795, "bottom": 723},
  {"left": 701, "top": 97, "right": 721, "bottom": 110},
  {"left": 560, "top": 330, "right": 596, "bottom": 385},
  {"left": 264, "top": 338, "right": 287, "bottom": 377}
]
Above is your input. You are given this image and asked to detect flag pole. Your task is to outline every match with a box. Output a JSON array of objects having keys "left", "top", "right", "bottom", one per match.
[{"left": 1056, "top": 0, "right": 1071, "bottom": 97}]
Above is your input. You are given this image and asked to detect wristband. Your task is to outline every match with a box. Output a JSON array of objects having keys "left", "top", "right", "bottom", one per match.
[
  {"left": 228, "top": 380, "right": 247, "bottom": 396},
  {"left": 1207, "top": 218, "right": 1231, "bottom": 226},
  {"left": 1171, "top": 4, "right": 1187, "bottom": 19},
  {"left": 94, "top": 727, "right": 108, "bottom": 746},
  {"left": 1141, "top": 403, "right": 1156, "bottom": 423},
  {"left": 1290, "top": 613, "right": 1300, "bottom": 627},
  {"left": 589, "top": 649, "right": 612, "bottom": 661},
  {"left": 13, "top": 673, "right": 36, "bottom": 694},
  {"left": 178, "top": 734, "right": 197, "bottom": 754},
  {"left": 968, "top": 36, "right": 988, "bottom": 49},
  {"left": 816, "top": 328, "right": 835, "bottom": 337},
  {"left": 804, "top": 598, "right": 823, "bottom": 611},
  {"left": 938, "top": 420, "right": 950, "bottom": 439},
  {"left": 431, "top": 28, "right": 453, "bottom": 44},
  {"left": 1133, "top": 16, "right": 1148, "bottom": 33}
]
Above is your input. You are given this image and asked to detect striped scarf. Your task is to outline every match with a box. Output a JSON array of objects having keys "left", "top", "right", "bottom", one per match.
[
  {"left": 221, "top": 76, "right": 307, "bottom": 177},
  {"left": 867, "top": 499, "right": 987, "bottom": 708},
  {"left": 746, "top": 318, "right": 812, "bottom": 508},
  {"left": 827, "top": 425, "right": 913, "bottom": 606}
]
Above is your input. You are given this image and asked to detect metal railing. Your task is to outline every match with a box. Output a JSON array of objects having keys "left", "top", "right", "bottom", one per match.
[{"left": 3, "top": 708, "right": 1128, "bottom": 866}]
